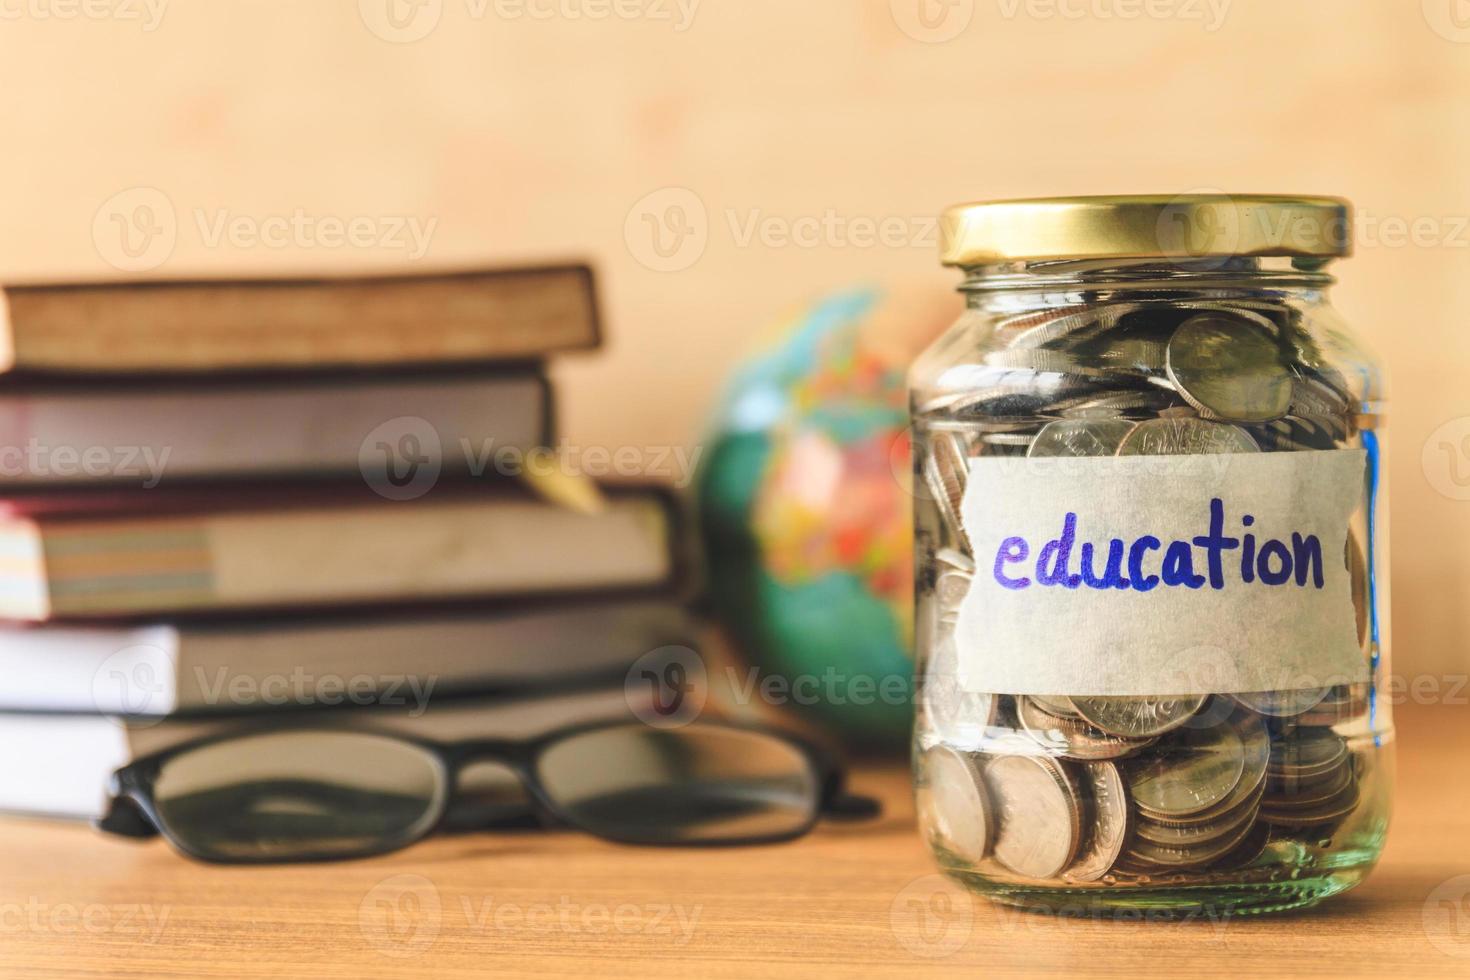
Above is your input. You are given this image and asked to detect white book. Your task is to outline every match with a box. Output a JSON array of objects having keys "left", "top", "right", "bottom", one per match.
[{"left": 0, "top": 599, "right": 691, "bottom": 714}]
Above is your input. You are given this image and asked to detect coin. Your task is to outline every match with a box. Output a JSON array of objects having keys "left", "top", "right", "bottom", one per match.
[
  {"left": 1031, "top": 694, "right": 1079, "bottom": 718},
  {"left": 1233, "top": 687, "right": 1330, "bottom": 718},
  {"left": 1070, "top": 695, "right": 1207, "bottom": 739},
  {"left": 1128, "top": 723, "right": 1246, "bottom": 818},
  {"left": 1017, "top": 697, "right": 1154, "bottom": 762},
  {"left": 1126, "top": 811, "right": 1257, "bottom": 869},
  {"left": 1027, "top": 418, "right": 1137, "bottom": 458},
  {"left": 984, "top": 755, "right": 1083, "bottom": 879},
  {"left": 1138, "top": 713, "right": 1270, "bottom": 831},
  {"left": 1134, "top": 779, "right": 1263, "bottom": 847},
  {"left": 1114, "top": 417, "right": 1261, "bottom": 456},
  {"left": 1165, "top": 312, "right": 1293, "bottom": 423},
  {"left": 1063, "top": 761, "right": 1132, "bottom": 882},
  {"left": 919, "top": 640, "right": 999, "bottom": 749},
  {"left": 1267, "top": 728, "right": 1349, "bottom": 777},
  {"left": 923, "top": 431, "right": 969, "bottom": 549},
  {"left": 918, "top": 745, "right": 994, "bottom": 865}
]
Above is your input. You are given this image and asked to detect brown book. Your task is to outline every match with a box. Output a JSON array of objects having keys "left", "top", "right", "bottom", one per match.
[
  {"left": 0, "top": 265, "right": 599, "bottom": 375},
  {"left": 0, "top": 482, "right": 678, "bottom": 621}
]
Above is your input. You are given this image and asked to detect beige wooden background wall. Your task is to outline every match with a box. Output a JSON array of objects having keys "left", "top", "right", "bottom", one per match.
[{"left": 0, "top": 0, "right": 1466, "bottom": 680}]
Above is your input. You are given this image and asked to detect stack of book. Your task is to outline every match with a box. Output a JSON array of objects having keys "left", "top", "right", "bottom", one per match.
[{"left": 0, "top": 266, "right": 692, "bottom": 819}]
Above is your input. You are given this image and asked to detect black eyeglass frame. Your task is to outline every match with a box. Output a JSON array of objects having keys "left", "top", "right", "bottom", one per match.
[{"left": 97, "top": 719, "right": 878, "bottom": 864}]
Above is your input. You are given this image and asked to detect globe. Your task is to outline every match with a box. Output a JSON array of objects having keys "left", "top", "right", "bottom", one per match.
[{"left": 695, "top": 286, "right": 954, "bottom": 747}]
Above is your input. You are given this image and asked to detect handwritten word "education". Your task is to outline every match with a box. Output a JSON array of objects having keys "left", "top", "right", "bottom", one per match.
[{"left": 992, "top": 498, "right": 1326, "bottom": 593}]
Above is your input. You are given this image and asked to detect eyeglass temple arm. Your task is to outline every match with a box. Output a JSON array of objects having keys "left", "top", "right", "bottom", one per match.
[{"left": 95, "top": 794, "right": 161, "bottom": 839}]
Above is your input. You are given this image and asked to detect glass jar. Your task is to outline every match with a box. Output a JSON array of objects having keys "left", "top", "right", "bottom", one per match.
[{"left": 910, "top": 195, "right": 1390, "bottom": 916}]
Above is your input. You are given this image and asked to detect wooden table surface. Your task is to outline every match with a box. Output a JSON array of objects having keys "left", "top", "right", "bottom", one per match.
[{"left": 1, "top": 704, "right": 1466, "bottom": 979}]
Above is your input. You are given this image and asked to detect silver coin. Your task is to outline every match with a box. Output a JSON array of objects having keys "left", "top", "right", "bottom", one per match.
[
  {"left": 918, "top": 745, "right": 994, "bottom": 865},
  {"left": 934, "top": 568, "right": 972, "bottom": 627},
  {"left": 918, "top": 642, "right": 999, "bottom": 749},
  {"left": 1027, "top": 418, "right": 1138, "bottom": 458},
  {"left": 982, "top": 349, "right": 1114, "bottom": 379},
  {"left": 1165, "top": 313, "right": 1293, "bottom": 423},
  {"left": 1063, "top": 761, "right": 1132, "bottom": 882},
  {"left": 1134, "top": 779, "right": 1263, "bottom": 847},
  {"left": 923, "top": 432, "right": 969, "bottom": 549},
  {"left": 1265, "top": 759, "right": 1354, "bottom": 807},
  {"left": 1261, "top": 789, "right": 1360, "bottom": 827},
  {"left": 1134, "top": 715, "right": 1268, "bottom": 832},
  {"left": 1031, "top": 694, "right": 1079, "bottom": 718},
  {"left": 984, "top": 755, "right": 1082, "bottom": 880},
  {"left": 934, "top": 547, "right": 976, "bottom": 575},
  {"left": 1070, "top": 695, "right": 1207, "bottom": 739},
  {"left": 1115, "top": 417, "right": 1261, "bottom": 456},
  {"left": 1233, "top": 687, "right": 1330, "bottom": 718},
  {"left": 1267, "top": 729, "right": 1349, "bottom": 778},
  {"left": 1126, "top": 809, "right": 1258, "bottom": 869},
  {"left": 997, "top": 303, "right": 1143, "bottom": 350},
  {"left": 1017, "top": 697, "right": 1154, "bottom": 762},
  {"left": 1050, "top": 389, "right": 1181, "bottom": 418},
  {"left": 1128, "top": 722, "right": 1247, "bottom": 818}
]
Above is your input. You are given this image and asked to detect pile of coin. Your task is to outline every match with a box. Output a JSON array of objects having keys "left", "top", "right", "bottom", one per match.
[
  {"left": 912, "top": 296, "right": 1379, "bottom": 886},
  {"left": 918, "top": 697, "right": 1363, "bottom": 883},
  {"left": 917, "top": 302, "right": 1360, "bottom": 524}
]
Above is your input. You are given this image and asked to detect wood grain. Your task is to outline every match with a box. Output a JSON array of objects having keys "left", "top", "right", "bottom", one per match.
[{"left": 0, "top": 703, "right": 1463, "bottom": 979}]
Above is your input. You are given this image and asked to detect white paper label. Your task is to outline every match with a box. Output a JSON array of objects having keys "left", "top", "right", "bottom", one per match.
[{"left": 954, "top": 449, "right": 1369, "bottom": 696}]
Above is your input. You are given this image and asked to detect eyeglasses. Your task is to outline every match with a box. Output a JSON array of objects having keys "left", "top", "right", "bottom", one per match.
[{"left": 96, "top": 720, "right": 879, "bottom": 863}]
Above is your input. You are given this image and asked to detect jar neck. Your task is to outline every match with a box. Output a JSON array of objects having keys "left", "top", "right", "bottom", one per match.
[{"left": 958, "top": 256, "right": 1334, "bottom": 310}]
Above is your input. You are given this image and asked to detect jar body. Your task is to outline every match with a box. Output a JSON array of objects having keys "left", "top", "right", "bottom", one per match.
[{"left": 910, "top": 259, "right": 1390, "bottom": 915}]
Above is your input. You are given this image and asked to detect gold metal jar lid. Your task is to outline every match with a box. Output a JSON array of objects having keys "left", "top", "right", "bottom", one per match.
[{"left": 939, "top": 194, "right": 1352, "bottom": 266}]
